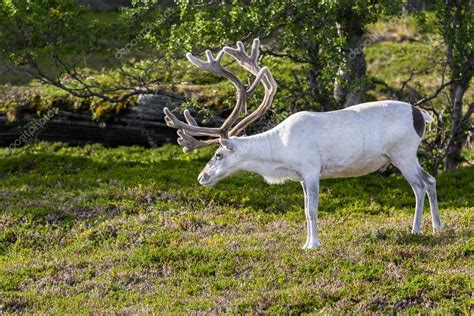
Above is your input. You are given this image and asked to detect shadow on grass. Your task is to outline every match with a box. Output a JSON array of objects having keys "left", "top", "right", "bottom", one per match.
[{"left": 394, "top": 227, "right": 472, "bottom": 246}]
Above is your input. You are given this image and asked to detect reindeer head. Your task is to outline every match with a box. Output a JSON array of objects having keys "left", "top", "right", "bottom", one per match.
[
  {"left": 197, "top": 139, "right": 238, "bottom": 186},
  {"left": 163, "top": 38, "right": 277, "bottom": 186}
]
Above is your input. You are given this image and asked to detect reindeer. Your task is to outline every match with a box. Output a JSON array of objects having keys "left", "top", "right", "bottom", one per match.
[{"left": 163, "top": 39, "right": 441, "bottom": 249}]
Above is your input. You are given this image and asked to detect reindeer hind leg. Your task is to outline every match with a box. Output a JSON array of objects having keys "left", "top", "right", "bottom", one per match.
[
  {"left": 391, "top": 156, "right": 427, "bottom": 234},
  {"left": 418, "top": 166, "right": 441, "bottom": 232}
]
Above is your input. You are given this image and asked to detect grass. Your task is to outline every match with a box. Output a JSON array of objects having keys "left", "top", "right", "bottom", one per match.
[{"left": 0, "top": 143, "right": 472, "bottom": 313}]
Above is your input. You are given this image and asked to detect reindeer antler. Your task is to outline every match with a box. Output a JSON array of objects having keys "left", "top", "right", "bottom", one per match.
[{"left": 163, "top": 38, "right": 278, "bottom": 152}]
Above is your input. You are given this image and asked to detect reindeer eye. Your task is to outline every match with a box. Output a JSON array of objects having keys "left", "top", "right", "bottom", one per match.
[{"left": 215, "top": 153, "right": 223, "bottom": 160}]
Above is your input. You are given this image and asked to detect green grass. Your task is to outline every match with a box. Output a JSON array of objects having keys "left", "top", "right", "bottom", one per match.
[{"left": 0, "top": 143, "right": 472, "bottom": 313}]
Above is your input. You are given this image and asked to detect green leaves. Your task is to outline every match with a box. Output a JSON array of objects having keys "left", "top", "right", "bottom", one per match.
[
  {"left": 0, "top": 0, "right": 100, "bottom": 65},
  {"left": 2, "top": 0, "right": 17, "bottom": 16}
]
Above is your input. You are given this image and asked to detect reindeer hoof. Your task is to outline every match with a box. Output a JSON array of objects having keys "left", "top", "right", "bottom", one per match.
[{"left": 302, "top": 240, "right": 321, "bottom": 250}]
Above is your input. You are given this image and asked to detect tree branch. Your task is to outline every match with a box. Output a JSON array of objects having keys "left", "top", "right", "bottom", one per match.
[
  {"left": 17, "top": 55, "right": 185, "bottom": 103},
  {"left": 414, "top": 79, "right": 454, "bottom": 106}
]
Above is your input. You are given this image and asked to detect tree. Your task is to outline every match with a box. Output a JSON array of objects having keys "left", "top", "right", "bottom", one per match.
[
  {"left": 159, "top": 0, "right": 341, "bottom": 111},
  {"left": 330, "top": 0, "right": 403, "bottom": 107},
  {"left": 0, "top": 0, "right": 181, "bottom": 104},
  {"left": 436, "top": 0, "right": 473, "bottom": 171},
  {"left": 161, "top": 0, "right": 402, "bottom": 109},
  {"left": 0, "top": 0, "right": 402, "bottom": 112}
]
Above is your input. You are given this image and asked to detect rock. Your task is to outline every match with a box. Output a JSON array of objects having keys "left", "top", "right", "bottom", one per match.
[{"left": 0, "top": 95, "right": 180, "bottom": 148}]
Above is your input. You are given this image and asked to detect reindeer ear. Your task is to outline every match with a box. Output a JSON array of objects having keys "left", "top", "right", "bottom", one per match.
[{"left": 219, "top": 139, "right": 234, "bottom": 152}]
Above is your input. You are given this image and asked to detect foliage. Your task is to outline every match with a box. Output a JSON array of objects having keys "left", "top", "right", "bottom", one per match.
[
  {"left": 0, "top": 1, "right": 177, "bottom": 104},
  {"left": 0, "top": 142, "right": 472, "bottom": 313},
  {"left": 435, "top": 0, "right": 473, "bottom": 86},
  {"left": 0, "top": 0, "right": 100, "bottom": 69},
  {"left": 153, "top": 0, "right": 402, "bottom": 110}
]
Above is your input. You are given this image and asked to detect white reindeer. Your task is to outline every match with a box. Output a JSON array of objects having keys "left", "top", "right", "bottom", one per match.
[{"left": 164, "top": 39, "right": 441, "bottom": 249}]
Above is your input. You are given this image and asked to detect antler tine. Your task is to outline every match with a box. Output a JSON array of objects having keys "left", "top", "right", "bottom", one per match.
[
  {"left": 186, "top": 50, "right": 225, "bottom": 75},
  {"left": 163, "top": 107, "right": 223, "bottom": 137},
  {"left": 183, "top": 110, "right": 198, "bottom": 126},
  {"left": 223, "top": 38, "right": 261, "bottom": 75},
  {"left": 186, "top": 50, "right": 239, "bottom": 83},
  {"left": 223, "top": 38, "right": 278, "bottom": 136},
  {"left": 182, "top": 110, "right": 215, "bottom": 137},
  {"left": 250, "top": 38, "right": 260, "bottom": 60},
  {"left": 184, "top": 47, "right": 249, "bottom": 135},
  {"left": 177, "top": 130, "right": 220, "bottom": 152}
]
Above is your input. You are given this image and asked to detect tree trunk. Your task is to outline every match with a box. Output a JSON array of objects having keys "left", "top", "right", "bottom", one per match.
[
  {"left": 333, "top": 26, "right": 367, "bottom": 107},
  {"left": 305, "top": 41, "right": 334, "bottom": 112},
  {"left": 444, "top": 85, "right": 469, "bottom": 172},
  {"left": 307, "top": 66, "right": 332, "bottom": 112}
]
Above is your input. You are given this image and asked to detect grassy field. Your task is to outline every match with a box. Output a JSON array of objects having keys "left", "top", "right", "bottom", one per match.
[{"left": 0, "top": 143, "right": 472, "bottom": 313}]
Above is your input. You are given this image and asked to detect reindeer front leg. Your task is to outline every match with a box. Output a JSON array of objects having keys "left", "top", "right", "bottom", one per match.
[{"left": 302, "top": 177, "right": 321, "bottom": 249}]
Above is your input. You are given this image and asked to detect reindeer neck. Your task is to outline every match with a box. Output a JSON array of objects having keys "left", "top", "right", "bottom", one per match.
[{"left": 235, "top": 130, "right": 283, "bottom": 171}]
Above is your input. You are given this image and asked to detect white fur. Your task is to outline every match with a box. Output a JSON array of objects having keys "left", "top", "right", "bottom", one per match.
[{"left": 198, "top": 100, "right": 441, "bottom": 249}]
